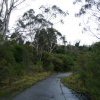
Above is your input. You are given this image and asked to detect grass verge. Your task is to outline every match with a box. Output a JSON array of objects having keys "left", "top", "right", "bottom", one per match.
[
  {"left": 62, "top": 73, "right": 100, "bottom": 100},
  {"left": 62, "top": 73, "right": 92, "bottom": 99},
  {"left": 0, "top": 72, "right": 52, "bottom": 98},
  {"left": 62, "top": 74, "right": 87, "bottom": 93}
]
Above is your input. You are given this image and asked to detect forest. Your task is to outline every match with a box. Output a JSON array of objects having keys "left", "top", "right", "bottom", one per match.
[{"left": 0, "top": 0, "right": 100, "bottom": 100}]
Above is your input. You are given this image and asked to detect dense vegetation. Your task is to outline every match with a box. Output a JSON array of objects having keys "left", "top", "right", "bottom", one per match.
[
  {"left": 0, "top": 0, "right": 100, "bottom": 100},
  {"left": 63, "top": 42, "right": 100, "bottom": 100},
  {"left": 0, "top": 1, "right": 72, "bottom": 97},
  {"left": 0, "top": 31, "right": 100, "bottom": 99},
  {"left": 0, "top": 4, "right": 74, "bottom": 97},
  {"left": 0, "top": 35, "right": 76, "bottom": 97}
]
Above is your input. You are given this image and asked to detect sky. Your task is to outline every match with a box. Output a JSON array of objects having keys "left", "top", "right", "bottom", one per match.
[{"left": 9, "top": 0, "right": 100, "bottom": 45}]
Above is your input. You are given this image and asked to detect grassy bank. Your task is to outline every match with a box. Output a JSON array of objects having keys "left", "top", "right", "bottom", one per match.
[
  {"left": 62, "top": 73, "right": 100, "bottom": 100},
  {"left": 62, "top": 74, "right": 87, "bottom": 93},
  {"left": 0, "top": 72, "right": 51, "bottom": 98}
]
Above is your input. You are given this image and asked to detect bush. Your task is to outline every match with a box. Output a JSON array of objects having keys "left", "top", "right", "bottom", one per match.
[
  {"left": 74, "top": 42, "right": 100, "bottom": 99},
  {"left": 0, "top": 45, "right": 16, "bottom": 84},
  {"left": 57, "top": 54, "right": 74, "bottom": 71},
  {"left": 42, "top": 52, "right": 74, "bottom": 72},
  {"left": 32, "top": 61, "right": 43, "bottom": 72},
  {"left": 0, "top": 42, "right": 35, "bottom": 85}
]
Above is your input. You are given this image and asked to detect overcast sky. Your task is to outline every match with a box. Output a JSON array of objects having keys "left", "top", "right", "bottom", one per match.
[{"left": 9, "top": 0, "right": 100, "bottom": 45}]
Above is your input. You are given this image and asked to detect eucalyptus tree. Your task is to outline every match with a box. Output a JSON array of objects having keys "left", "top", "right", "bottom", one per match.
[
  {"left": 0, "top": 0, "right": 26, "bottom": 39},
  {"left": 74, "top": 0, "right": 100, "bottom": 39},
  {"left": 34, "top": 29, "right": 48, "bottom": 59},
  {"left": 16, "top": 9, "right": 52, "bottom": 42},
  {"left": 16, "top": 5, "right": 68, "bottom": 42},
  {"left": 15, "top": 5, "right": 68, "bottom": 61},
  {"left": 35, "top": 28, "right": 62, "bottom": 52},
  {"left": 34, "top": 28, "right": 62, "bottom": 60},
  {"left": 39, "top": 5, "right": 68, "bottom": 25},
  {"left": 47, "top": 28, "right": 62, "bottom": 52}
]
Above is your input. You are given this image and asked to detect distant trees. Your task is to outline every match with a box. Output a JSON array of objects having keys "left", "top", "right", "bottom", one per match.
[{"left": 73, "top": 41, "right": 100, "bottom": 99}]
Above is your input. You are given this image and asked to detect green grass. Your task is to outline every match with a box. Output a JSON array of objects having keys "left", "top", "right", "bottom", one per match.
[
  {"left": 62, "top": 74, "right": 87, "bottom": 93},
  {"left": 0, "top": 72, "right": 52, "bottom": 98},
  {"left": 62, "top": 73, "right": 100, "bottom": 100}
]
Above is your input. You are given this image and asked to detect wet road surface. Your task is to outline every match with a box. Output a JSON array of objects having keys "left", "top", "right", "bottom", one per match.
[{"left": 13, "top": 73, "right": 80, "bottom": 100}]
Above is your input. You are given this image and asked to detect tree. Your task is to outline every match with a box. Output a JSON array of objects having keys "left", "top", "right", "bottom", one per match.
[
  {"left": 14, "top": 5, "right": 67, "bottom": 61},
  {"left": 0, "top": 0, "right": 26, "bottom": 39},
  {"left": 74, "top": 0, "right": 100, "bottom": 39},
  {"left": 47, "top": 28, "right": 62, "bottom": 53},
  {"left": 39, "top": 5, "right": 68, "bottom": 25},
  {"left": 60, "top": 35, "right": 67, "bottom": 51},
  {"left": 0, "top": 19, "right": 3, "bottom": 31},
  {"left": 16, "top": 9, "right": 52, "bottom": 42},
  {"left": 34, "top": 28, "right": 62, "bottom": 60},
  {"left": 15, "top": 5, "right": 68, "bottom": 42}
]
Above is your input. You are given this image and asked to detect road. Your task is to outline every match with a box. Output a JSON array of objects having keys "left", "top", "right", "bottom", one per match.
[{"left": 13, "top": 73, "right": 83, "bottom": 100}]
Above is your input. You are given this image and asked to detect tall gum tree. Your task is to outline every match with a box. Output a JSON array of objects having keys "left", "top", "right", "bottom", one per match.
[
  {"left": 0, "top": 0, "right": 26, "bottom": 39},
  {"left": 14, "top": 5, "right": 68, "bottom": 60},
  {"left": 15, "top": 5, "right": 68, "bottom": 42}
]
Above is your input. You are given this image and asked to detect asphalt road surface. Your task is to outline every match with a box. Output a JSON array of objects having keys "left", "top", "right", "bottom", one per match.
[{"left": 13, "top": 73, "right": 83, "bottom": 100}]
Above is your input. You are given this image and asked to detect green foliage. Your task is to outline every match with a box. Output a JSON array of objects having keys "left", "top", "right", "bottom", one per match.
[
  {"left": 13, "top": 45, "right": 24, "bottom": 63},
  {"left": 0, "top": 44, "right": 15, "bottom": 83},
  {"left": 42, "top": 52, "right": 55, "bottom": 71},
  {"left": 56, "top": 54, "right": 74, "bottom": 69},
  {"left": 0, "top": 42, "right": 34, "bottom": 85},
  {"left": 42, "top": 52, "right": 74, "bottom": 72},
  {"left": 0, "top": 72, "right": 51, "bottom": 97},
  {"left": 72, "top": 42, "right": 100, "bottom": 100},
  {"left": 32, "top": 61, "right": 43, "bottom": 72},
  {"left": 1, "top": 24, "right": 100, "bottom": 100},
  {"left": 34, "top": 28, "right": 62, "bottom": 54}
]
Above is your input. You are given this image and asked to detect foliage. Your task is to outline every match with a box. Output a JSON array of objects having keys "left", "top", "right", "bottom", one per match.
[
  {"left": 42, "top": 52, "right": 75, "bottom": 72},
  {"left": 0, "top": 31, "right": 100, "bottom": 100},
  {"left": 65, "top": 42, "right": 100, "bottom": 100},
  {"left": 34, "top": 28, "right": 62, "bottom": 54},
  {"left": 1, "top": 1, "right": 100, "bottom": 99},
  {"left": 0, "top": 72, "right": 51, "bottom": 97}
]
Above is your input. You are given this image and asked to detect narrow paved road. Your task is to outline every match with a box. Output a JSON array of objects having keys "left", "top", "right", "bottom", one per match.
[{"left": 13, "top": 73, "right": 80, "bottom": 100}]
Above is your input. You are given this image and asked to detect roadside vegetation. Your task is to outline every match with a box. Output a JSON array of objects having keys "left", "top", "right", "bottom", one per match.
[
  {"left": 62, "top": 0, "right": 100, "bottom": 100},
  {"left": 0, "top": 72, "right": 51, "bottom": 97},
  {"left": 0, "top": 37, "right": 75, "bottom": 97},
  {"left": 0, "top": 0, "right": 100, "bottom": 100},
  {"left": 62, "top": 42, "right": 100, "bottom": 100},
  {"left": 0, "top": 2, "right": 74, "bottom": 97}
]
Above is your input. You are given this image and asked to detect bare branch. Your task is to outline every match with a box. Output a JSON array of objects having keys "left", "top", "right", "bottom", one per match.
[{"left": 13, "top": 0, "right": 26, "bottom": 8}]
